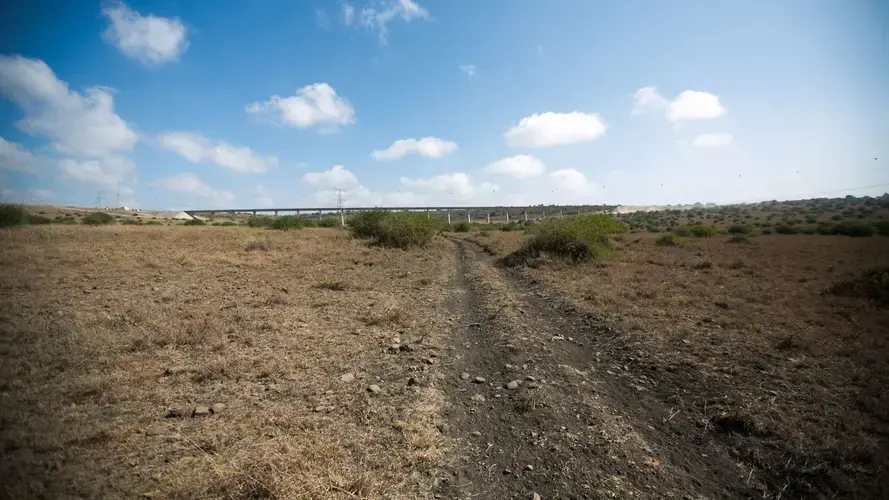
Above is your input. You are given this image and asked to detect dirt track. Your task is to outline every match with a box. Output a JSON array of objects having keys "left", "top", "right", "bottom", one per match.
[{"left": 435, "top": 239, "right": 764, "bottom": 499}]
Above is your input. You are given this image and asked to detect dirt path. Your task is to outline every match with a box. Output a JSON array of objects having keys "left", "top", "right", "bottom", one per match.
[{"left": 435, "top": 239, "right": 759, "bottom": 499}]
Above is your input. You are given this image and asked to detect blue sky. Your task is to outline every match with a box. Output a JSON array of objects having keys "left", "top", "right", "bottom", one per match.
[{"left": 1, "top": 0, "right": 887, "bottom": 209}]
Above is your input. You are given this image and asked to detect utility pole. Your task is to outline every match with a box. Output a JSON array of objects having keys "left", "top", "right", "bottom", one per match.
[
  {"left": 334, "top": 188, "right": 346, "bottom": 227},
  {"left": 116, "top": 181, "right": 120, "bottom": 208}
]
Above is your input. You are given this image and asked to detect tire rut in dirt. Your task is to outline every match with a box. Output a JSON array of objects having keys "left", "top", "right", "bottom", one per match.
[{"left": 436, "top": 239, "right": 757, "bottom": 499}]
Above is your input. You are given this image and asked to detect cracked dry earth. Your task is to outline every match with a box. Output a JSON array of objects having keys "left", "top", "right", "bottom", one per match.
[{"left": 435, "top": 240, "right": 757, "bottom": 500}]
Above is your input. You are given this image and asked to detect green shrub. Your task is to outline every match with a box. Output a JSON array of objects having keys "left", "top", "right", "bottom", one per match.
[
  {"left": 82, "top": 212, "right": 115, "bottom": 225},
  {"left": 452, "top": 221, "right": 471, "bottom": 233},
  {"left": 646, "top": 226, "right": 661, "bottom": 233},
  {"left": 727, "top": 224, "right": 751, "bottom": 235},
  {"left": 348, "top": 211, "right": 389, "bottom": 238},
  {"left": 874, "top": 220, "right": 889, "bottom": 236},
  {"left": 760, "top": 228, "right": 773, "bottom": 235},
  {"left": 499, "top": 222, "right": 519, "bottom": 232},
  {"left": 799, "top": 226, "right": 817, "bottom": 235},
  {"left": 727, "top": 235, "right": 751, "bottom": 244},
  {"left": 247, "top": 215, "right": 274, "bottom": 228},
  {"left": 25, "top": 214, "right": 52, "bottom": 225},
  {"left": 693, "top": 261, "right": 713, "bottom": 270},
  {"left": 687, "top": 225, "right": 718, "bottom": 237},
  {"left": 184, "top": 218, "right": 206, "bottom": 226},
  {"left": 144, "top": 220, "right": 162, "bottom": 226},
  {"left": 317, "top": 216, "right": 341, "bottom": 228},
  {"left": 221, "top": 221, "right": 237, "bottom": 227},
  {"left": 121, "top": 218, "right": 143, "bottom": 225},
  {"left": 503, "top": 215, "right": 626, "bottom": 265},
  {"left": 674, "top": 227, "right": 692, "bottom": 237},
  {"left": 348, "top": 211, "right": 440, "bottom": 248},
  {"left": 0, "top": 204, "right": 28, "bottom": 227},
  {"left": 271, "top": 215, "right": 306, "bottom": 231},
  {"left": 775, "top": 225, "right": 799, "bottom": 235},
  {"left": 833, "top": 221, "right": 875, "bottom": 237},
  {"left": 656, "top": 234, "right": 685, "bottom": 247}
]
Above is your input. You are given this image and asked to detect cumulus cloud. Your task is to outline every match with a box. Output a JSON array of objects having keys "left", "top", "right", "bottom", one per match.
[
  {"left": 0, "top": 137, "right": 48, "bottom": 173},
  {"left": 302, "top": 165, "right": 359, "bottom": 189},
  {"left": 0, "top": 187, "right": 55, "bottom": 203},
  {"left": 460, "top": 64, "right": 476, "bottom": 78},
  {"left": 693, "top": 133, "right": 733, "bottom": 148},
  {"left": 101, "top": 2, "right": 188, "bottom": 65},
  {"left": 343, "top": 4, "right": 356, "bottom": 25},
  {"left": 154, "top": 173, "right": 235, "bottom": 206},
  {"left": 371, "top": 137, "right": 458, "bottom": 160},
  {"left": 400, "top": 173, "right": 499, "bottom": 202},
  {"left": 246, "top": 83, "right": 355, "bottom": 131},
  {"left": 0, "top": 55, "right": 138, "bottom": 158},
  {"left": 549, "top": 168, "right": 596, "bottom": 194},
  {"left": 158, "top": 132, "right": 277, "bottom": 173},
  {"left": 483, "top": 155, "right": 546, "bottom": 179},
  {"left": 633, "top": 86, "right": 727, "bottom": 122},
  {"left": 504, "top": 112, "right": 606, "bottom": 148},
  {"left": 358, "top": 0, "right": 429, "bottom": 43},
  {"left": 58, "top": 155, "right": 136, "bottom": 187}
]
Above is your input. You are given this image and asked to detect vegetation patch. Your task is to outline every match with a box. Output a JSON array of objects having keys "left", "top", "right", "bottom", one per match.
[
  {"left": 317, "top": 216, "right": 341, "bottom": 228},
  {"left": 827, "top": 267, "right": 889, "bottom": 305},
  {"left": 726, "top": 235, "right": 751, "bottom": 244},
  {"left": 656, "top": 234, "right": 685, "bottom": 247},
  {"left": 82, "top": 212, "right": 115, "bottom": 225},
  {"left": 245, "top": 238, "right": 274, "bottom": 252},
  {"left": 183, "top": 219, "right": 206, "bottom": 226},
  {"left": 451, "top": 221, "right": 471, "bottom": 233},
  {"left": 501, "top": 214, "right": 625, "bottom": 266},
  {"left": 348, "top": 211, "right": 440, "bottom": 248}
]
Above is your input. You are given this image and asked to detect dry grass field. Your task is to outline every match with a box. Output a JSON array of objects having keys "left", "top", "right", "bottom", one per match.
[
  {"left": 0, "top": 226, "right": 459, "bottom": 499},
  {"left": 2, "top": 220, "right": 888, "bottom": 499}
]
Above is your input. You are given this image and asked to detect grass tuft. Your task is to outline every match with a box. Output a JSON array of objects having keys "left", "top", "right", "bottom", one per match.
[
  {"left": 656, "top": 234, "right": 685, "bottom": 247},
  {"left": 245, "top": 238, "right": 274, "bottom": 252}
]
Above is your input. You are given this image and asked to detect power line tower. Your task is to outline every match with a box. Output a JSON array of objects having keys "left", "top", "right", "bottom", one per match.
[
  {"left": 334, "top": 187, "right": 346, "bottom": 227},
  {"left": 94, "top": 190, "right": 107, "bottom": 209},
  {"left": 116, "top": 181, "right": 120, "bottom": 208}
]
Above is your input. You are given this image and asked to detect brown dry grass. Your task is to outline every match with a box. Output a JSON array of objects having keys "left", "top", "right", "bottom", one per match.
[
  {"left": 468, "top": 230, "right": 889, "bottom": 494},
  {"left": 0, "top": 226, "right": 457, "bottom": 499}
]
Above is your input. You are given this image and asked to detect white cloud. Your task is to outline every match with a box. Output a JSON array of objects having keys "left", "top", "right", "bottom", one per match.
[
  {"left": 632, "top": 86, "right": 669, "bottom": 115},
  {"left": 0, "top": 137, "right": 47, "bottom": 173},
  {"left": 693, "top": 133, "right": 733, "bottom": 148},
  {"left": 549, "top": 169, "right": 596, "bottom": 194},
  {"left": 400, "top": 173, "right": 499, "bottom": 202},
  {"left": 254, "top": 185, "right": 274, "bottom": 208},
  {"left": 633, "top": 86, "right": 727, "bottom": 122},
  {"left": 504, "top": 112, "right": 607, "bottom": 148},
  {"left": 58, "top": 155, "right": 136, "bottom": 187},
  {"left": 343, "top": 4, "right": 355, "bottom": 26},
  {"left": 158, "top": 132, "right": 277, "bottom": 173},
  {"left": 302, "top": 165, "right": 359, "bottom": 189},
  {"left": 483, "top": 155, "right": 546, "bottom": 179},
  {"left": 155, "top": 173, "right": 235, "bottom": 206},
  {"left": 101, "top": 2, "right": 188, "bottom": 65},
  {"left": 0, "top": 55, "right": 138, "bottom": 158},
  {"left": 460, "top": 64, "right": 476, "bottom": 78},
  {"left": 316, "top": 9, "right": 330, "bottom": 28},
  {"left": 0, "top": 187, "right": 55, "bottom": 203},
  {"left": 358, "top": 0, "right": 430, "bottom": 43},
  {"left": 246, "top": 83, "right": 355, "bottom": 131},
  {"left": 371, "top": 137, "right": 458, "bottom": 160}
]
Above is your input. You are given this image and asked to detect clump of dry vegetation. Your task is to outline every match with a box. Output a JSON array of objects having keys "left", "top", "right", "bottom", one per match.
[
  {"left": 827, "top": 266, "right": 889, "bottom": 305},
  {"left": 0, "top": 226, "right": 456, "bottom": 499}
]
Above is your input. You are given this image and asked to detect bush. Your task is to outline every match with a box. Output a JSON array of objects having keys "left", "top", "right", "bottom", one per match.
[
  {"left": 247, "top": 215, "right": 274, "bottom": 228},
  {"left": 452, "top": 221, "right": 471, "bottom": 233},
  {"left": 874, "top": 220, "right": 889, "bottom": 236},
  {"left": 121, "top": 218, "right": 143, "bottom": 225},
  {"left": 221, "top": 221, "right": 237, "bottom": 227},
  {"left": 832, "top": 221, "right": 875, "bottom": 237},
  {"left": 271, "top": 215, "right": 307, "bottom": 231},
  {"left": 656, "top": 234, "right": 685, "bottom": 247},
  {"left": 317, "top": 216, "right": 341, "bottom": 228},
  {"left": 0, "top": 204, "right": 28, "bottom": 227},
  {"left": 827, "top": 267, "right": 889, "bottom": 305},
  {"left": 760, "top": 228, "right": 773, "bottom": 235},
  {"left": 727, "top": 224, "right": 751, "bottom": 235},
  {"left": 348, "top": 211, "right": 440, "bottom": 248},
  {"left": 82, "top": 212, "right": 115, "bottom": 225},
  {"left": 687, "top": 225, "right": 718, "bottom": 238},
  {"left": 183, "top": 218, "right": 205, "bottom": 226},
  {"left": 693, "top": 261, "right": 713, "bottom": 270},
  {"left": 499, "top": 222, "right": 519, "bottom": 232},
  {"left": 503, "top": 215, "right": 626, "bottom": 265},
  {"left": 775, "top": 225, "right": 799, "bottom": 235},
  {"left": 727, "top": 235, "right": 751, "bottom": 244},
  {"left": 674, "top": 227, "right": 692, "bottom": 237},
  {"left": 144, "top": 220, "right": 162, "bottom": 226}
]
